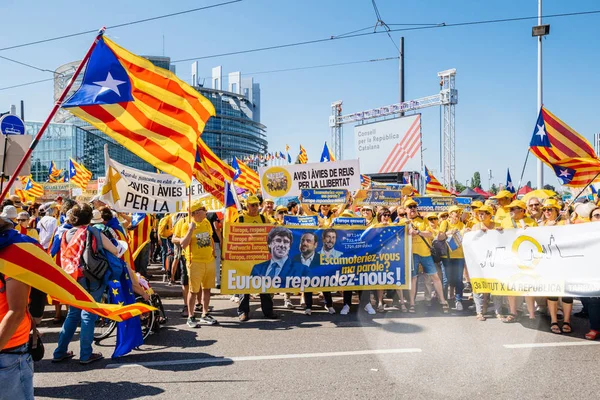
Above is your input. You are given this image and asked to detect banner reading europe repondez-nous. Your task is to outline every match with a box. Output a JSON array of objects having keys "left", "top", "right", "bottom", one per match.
[
  {"left": 463, "top": 223, "right": 600, "bottom": 297},
  {"left": 221, "top": 223, "right": 411, "bottom": 294}
]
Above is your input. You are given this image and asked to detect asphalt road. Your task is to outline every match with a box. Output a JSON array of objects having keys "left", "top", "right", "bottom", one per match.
[{"left": 31, "top": 290, "right": 600, "bottom": 400}]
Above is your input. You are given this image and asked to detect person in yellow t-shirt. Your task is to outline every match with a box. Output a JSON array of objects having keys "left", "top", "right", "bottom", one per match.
[
  {"left": 500, "top": 199, "right": 537, "bottom": 324},
  {"left": 438, "top": 205, "right": 467, "bottom": 311},
  {"left": 262, "top": 199, "right": 276, "bottom": 223},
  {"left": 491, "top": 190, "right": 515, "bottom": 225},
  {"left": 404, "top": 199, "right": 449, "bottom": 313},
  {"left": 423, "top": 213, "right": 445, "bottom": 309},
  {"left": 173, "top": 202, "right": 216, "bottom": 328}
]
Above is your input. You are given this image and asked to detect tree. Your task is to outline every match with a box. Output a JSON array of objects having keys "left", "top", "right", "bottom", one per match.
[
  {"left": 454, "top": 180, "right": 466, "bottom": 193},
  {"left": 471, "top": 171, "right": 482, "bottom": 189},
  {"left": 490, "top": 183, "right": 499, "bottom": 195},
  {"left": 543, "top": 184, "right": 556, "bottom": 192}
]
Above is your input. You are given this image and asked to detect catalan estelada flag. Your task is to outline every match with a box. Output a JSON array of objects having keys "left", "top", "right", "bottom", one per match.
[
  {"left": 224, "top": 180, "right": 240, "bottom": 223},
  {"left": 24, "top": 177, "right": 44, "bottom": 198},
  {"left": 127, "top": 213, "right": 152, "bottom": 262},
  {"left": 320, "top": 142, "right": 335, "bottom": 162},
  {"left": 232, "top": 157, "right": 260, "bottom": 192},
  {"left": 62, "top": 36, "right": 215, "bottom": 185},
  {"left": 68, "top": 158, "right": 92, "bottom": 190},
  {"left": 194, "top": 138, "right": 235, "bottom": 203},
  {"left": 424, "top": 166, "right": 451, "bottom": 196},
  {"left": 360, "top": 174, "right": 371, "bottom": 189},
  {"left": 529, "top": 107, "right": 600, "bottom": 187},
  {"left": 49, "top": 161, "right": 63, "bottom": 181},
  {"left": 298, "top": 145, "right": 308, "bottom": 164},
  {"left": 14, "top": 189, "right": 34, "bottom": 204},
  {"left": 0, "top": 229, "right": 154, "bottom": 322}
]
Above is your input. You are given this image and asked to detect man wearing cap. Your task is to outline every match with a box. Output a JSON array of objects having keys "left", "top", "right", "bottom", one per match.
[
  {"left": 262, "top": 199, "right": 276, "bottom": 223},
  {"left": 491, "top": 190, "right": 514, "bottom": 225},
  {"left": 405, "top": 199, "right": 450, "bottom": 313},
  {"left": 500, "top": 199, "right": 538, "bottom": 323},
  {"left": 235, "top": 196, "right": 277, "bottom": 321},
  {"left": 173, "top": 201, "right": 218, "bottom": 328},
  {"left": 274, "top": 205, "right": 288, "bottom": 225}
]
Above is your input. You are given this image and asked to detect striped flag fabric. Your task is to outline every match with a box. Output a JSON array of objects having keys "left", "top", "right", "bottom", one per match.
[
  {"left": 14, "top": 189, "right": 34, "bottom": 204},
  {"left": 224, "top": 180, "right": 240, "bottom": 223},
  {"left": 23, "top": 176, "right": 44, "bottom": 198},
  {"left": 48, "top": 161, "right": 63, "bottom": 181},
  {"left": 194, "top": 138, "right": 235, "bottom": 203},
  {"left": 232, "top": 157, "right": 260, "bottom": 192},
  {"left": 62, "top": 36, "right": 215, "bottom": 185},
  {"left": 298, "top": 145, "right": 308, "bottom": 164},
  {"left": 320, "top": 142, "right": 335, "bottom": 162},
  {"left": 360, "top": 174, "right": 372, "bottom": 188},
  {"left": 424, "top": 166, "right": 451, "bottom": 196},
  {"left": 379, "top": 114, "right": 421, "bottom": 173},
  {"left": 0, "top": 230, "right": 154, "bottom": 322},
  {"left": 530, "top": 107, "right": 600, "bottom": 187},
  {"left": 68, "top": 158, "right": 92, "bottom": 190},
  {"left": 127, "top": 213, "right": 152, "bottom": 261}
]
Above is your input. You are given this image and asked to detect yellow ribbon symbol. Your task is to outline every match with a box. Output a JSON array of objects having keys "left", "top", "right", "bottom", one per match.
[
  {"left": 511, "top": 235, "right": 543, "bottom": 271},
  {"left": 101, "top": 166, "right": 121, "bottom": 203}
]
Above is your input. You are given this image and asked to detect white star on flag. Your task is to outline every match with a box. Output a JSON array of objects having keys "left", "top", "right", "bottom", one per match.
[
  {"left": 93, "top": 72, "right": 126, "bottom": 97},
  {"left": 536, "top": 123, "right": 547, "bottom": 140},
  {"left": 559, "top": 169, "right": 571, "bottom": 178},
  {"left": 507, "top": 181, "right": 514, "bottom": 190}
]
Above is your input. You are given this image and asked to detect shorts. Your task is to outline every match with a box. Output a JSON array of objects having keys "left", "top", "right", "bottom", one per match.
[
  {"left": 29, "top": 288, "right": 46, "bottom": 319},
  {"left": 412, "top": 254, "right": 437, "bottom": 277},
  {"left": 179, "top": 258, "right": 189, "bottom": 286},
  {"left": 187, "top": 260, "right": 216, "bottom": 293}
]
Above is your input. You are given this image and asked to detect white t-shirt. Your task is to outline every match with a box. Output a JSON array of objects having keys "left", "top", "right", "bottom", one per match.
[{"left": 37, "top": 216, "right": 58, "bottom": 249}]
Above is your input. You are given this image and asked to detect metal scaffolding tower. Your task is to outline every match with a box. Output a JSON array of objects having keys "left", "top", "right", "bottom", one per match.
[{"left": 329, "top": 68, "right": 457, "bottom": 187}]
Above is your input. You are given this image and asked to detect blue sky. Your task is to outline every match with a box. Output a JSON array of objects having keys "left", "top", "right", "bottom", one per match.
[{"left": 1, "top": 0, "right": 599, "bottom": 190}]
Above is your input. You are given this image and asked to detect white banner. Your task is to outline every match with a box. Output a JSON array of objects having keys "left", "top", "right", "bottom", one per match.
[
  {"left": 463, "top": 223, "right": 600, "bottom": 296},
  {"left": 259, "top": 159, "right": 360, "bottom": 199},
  {"left": 100, "top": 155, "right": 222, "bottom": 214},
  {"left": 354, "top": 114, "right": 421, "bottom": 174}
]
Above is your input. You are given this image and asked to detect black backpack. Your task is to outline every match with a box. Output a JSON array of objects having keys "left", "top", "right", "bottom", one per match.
[{"left": 80, "top": 227, "right": 109, "bottom": 283}]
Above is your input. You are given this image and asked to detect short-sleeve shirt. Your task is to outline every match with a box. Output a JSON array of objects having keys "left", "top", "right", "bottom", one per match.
[
  {"left": 173, "top": 217, "right": 214, "bottom": 263},
  {"left": 439, "top": 219, "right": 465, "bottom": 258},
  {"left": 501, "top": 216, "right": 538, "bottom": 229},
  {"left": 409, "top": 217, "right": 431, "bottom": 257}
]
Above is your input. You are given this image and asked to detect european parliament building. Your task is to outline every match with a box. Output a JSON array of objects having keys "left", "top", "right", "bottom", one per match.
[{"left": 28, "top": 58, "right": 267, "bottom": 182}]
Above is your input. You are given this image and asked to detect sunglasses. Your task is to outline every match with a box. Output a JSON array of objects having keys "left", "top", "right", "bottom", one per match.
[
  {"left": 429, "top": 217, "right": 438, "bottom": 221},
  {"left": 510, "top": 207, "right": 524, "bottom": 212},
  {"left": 529, "top": 203, "right": 541, "bottom": 207},
  {"left": 278, "top": 211, "right": 286, "bottom": 214},
  {"left": 16, "top": 219, "right": 27, "bottom": 222},
  {"left": 382, "top": 213, "right": 391, "bottom": 217},
  {"left": 407, "top": 205, "right": 417, "bottom": 209},
  {"left": 542, "top": 208, "right": 555, "bottom": 212},
  {"left": 398, "top": 213, "right": 407, "bottom": 217},
  {"left": 592, "top": 214, "right": 600, "bottom": 219}
]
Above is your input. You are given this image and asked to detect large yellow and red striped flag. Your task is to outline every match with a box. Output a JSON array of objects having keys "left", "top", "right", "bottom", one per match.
[
  {"left": 18, "top": 176, "right": 44, "bottom": 198},
  {"left": 529, "top": 107, "right": 600, "bottom": 187},
  {"left": 424, "top": 166, "right": 451, "bottom": 196},
  {"left": 62, "top": 36, "right": 215, "bottom": 185},
  {"left": 194, "top": 138, "right": 235, "bottom": 203},
  {"left": 68, "top": 159, "right": 92, "bottom": 190},
  {"left": 0, "top": 231, "right": 154, "bottom": 322},
  {"left": 232, "top": 157, "right": 260, "bottom": 192}
]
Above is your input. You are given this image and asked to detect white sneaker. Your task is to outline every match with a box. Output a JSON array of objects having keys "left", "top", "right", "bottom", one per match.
[
  {"left": 284, "top": 300, "right": 294, "bottom": 309},
  {"left": 326, "top": 306, "right": 336, "bottom": 315},
  {"left": 340, "top": 304, "right": 350, "bottom": 315},
  {"left": 304, "top": 308, "right": 312, "bottom": 316},
  {"left": 364, "top": 303, "right": 376, "bottom": 315},
  {"left": 455, "top": 301, "right": 463, "bottom": 311}
]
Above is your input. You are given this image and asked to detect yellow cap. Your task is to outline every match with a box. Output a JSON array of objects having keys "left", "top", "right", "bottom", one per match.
[
  {"left": 477, "top": 204, "right": 494, "bottom": 214},
  {"left": 491, "top": 190, "right": 514, "bottom": 199},
  {"left": 439, "top": 211, "right": 449, "bottom": 217},
  {"left": 341, "top": 210, "right": 355, "bottom": 217},
  {"left": 471, "top": 201, "right": 483, "bottom": 209},
  {"left": 426, "top": 213, "right": 438, "bottom": 220},
  {"left": 542, "top": 198, "right": 560, "bottom": 210},
  {"left": 275, "top": 205, "right": 287, "bottom": 212},
  {"left": 247, "top": 195, "right": 260, "bottom": 205},
  {"left": 264, "top": 198, "right": 274, "bottom": 204},
  {"left": 507, "top": 200, "right": 527, "bottom": 210},
  {"left": 403, "top": 199, "right": 417, "bottom": 208},
  {"left": 188, "top": 199, "right": 207, "bottom": 212},
  {"left": 448, "top": 205, "right": 462, "bottom": 214}
]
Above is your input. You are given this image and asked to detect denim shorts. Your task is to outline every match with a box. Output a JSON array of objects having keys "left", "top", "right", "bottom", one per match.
[
  {"left": 0, "top": 344, "right": 34, "bottom": 400},
  {"left": 412, "top": 254, "right": 438, "bottom": 277}
]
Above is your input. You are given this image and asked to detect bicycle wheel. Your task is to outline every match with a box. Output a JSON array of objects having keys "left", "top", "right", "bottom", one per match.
[
  {"left": 94, "top": 293, "right": 117, "bottom": 342},
  {"left": 135, "top": 296, "right": 155, "bottom": 341},
  {"left": 152, "top": 293, "right": 168, "bottom": 326}
]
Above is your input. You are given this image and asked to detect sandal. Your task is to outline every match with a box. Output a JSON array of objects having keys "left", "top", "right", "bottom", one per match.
[
  {"left": 408, "top": 305, "right": 416, "bottom": 313},
  {"left": 550, "top": 322, "right": 562, "bottom": 334},
  {"left": 400, "top": 304, "right": 408, "bottom": 313},
  {"left": 585, "top": 330, "right": 599, "bottom": 340},
  {"left": 476, "top": 313, "right": 486, "bottom": 321},
  {"left": 561, "top": 322, "right": 572, "bottom": 334},
  {"left": 80, "top": 352, "right": 104, "bottom": 365},
  {"left": 51, "top": 350, "right": 75, "bottom": 363},
  {"left": 496, "top": 313, "right": 504, "bottom": 320},
  {"left": 441, "top": 303, "right": 449, "bottom": 314},
  {"left": 502, "top": 314, "right": 517, "bottom": 323}
]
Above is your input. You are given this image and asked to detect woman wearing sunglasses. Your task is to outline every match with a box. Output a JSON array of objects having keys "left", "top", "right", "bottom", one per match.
[{"left": 539, "top": 199, "right": 573, "bottom": 334}]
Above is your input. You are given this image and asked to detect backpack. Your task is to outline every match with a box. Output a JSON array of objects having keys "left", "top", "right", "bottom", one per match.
[{"left": 81, "top": 227, "right": 109, "bottom": 283}]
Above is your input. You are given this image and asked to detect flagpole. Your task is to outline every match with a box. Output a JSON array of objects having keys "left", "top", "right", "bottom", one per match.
[
  {"left": 563, "top": 170, "right": 600, "bottom": 208},
  {"left": 0, "top": 27, "right": 106, "bottom": 203},
  {"left": 515, "top": 150, "right": 531, "bottom": 195}
]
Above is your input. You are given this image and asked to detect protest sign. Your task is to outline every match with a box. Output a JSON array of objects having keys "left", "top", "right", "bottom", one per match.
[
  {"left": 370, "top": 182, "right": 405, "bottom": 190},
  {"left": 222, "top": 223, "right": 410, "bottom": 294},
  {"left": 354, "top": 189, "right": 403, "bottom": 206},
  {"left": 100, "top": 155, "right": 221, "bottom": 213},
  {"left": 330, "top": 217, "right": 367, "bottom": 226},
  {"left": 259, "top": 160, "right": 360, "bottom": 198},
  {"left": 413, "top": 196, "right": 456, "bottom": 212},
  {"left": 283, "top": 215, "right": 319, "bottom": 226},
  {"left": 300, "top": 189, "right": 347, "bottom": 204},
  {"left": 463, "top": 223, "right": 600, "bottom": 296}
]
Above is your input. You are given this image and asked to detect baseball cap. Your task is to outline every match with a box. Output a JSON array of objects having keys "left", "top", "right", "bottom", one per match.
[
  {"left": 448, "top": 205, "right": 462, "bottom": 214},
  {"left": 477, "top": 205, "right": 494, "bottom": 214},
  {"left": 426, "top": 213, "right": 439, "bottom": 220},
  {"left": 471, "top": 201, "right": 483, "bottom": 209},
  {"left": 403, "top": 199, "right": 417, "bottom": 208},
  {"left": 491, "top": 190, "right": 514, "bottom": 199},
  {"left": 247, "top": 195, "right": 260, "bottom": 205},
  {"left": 542, "top": 199, "right": 561, "bottom": 210},
  {"left": 188, "top": 199, "right": 207, "bottom": 212},
  {"left": 507, "top": 200, "right": 527, "bottom": 210},
  {"left": 276, "top": 205, "right": 287, "bottom": 213},
  {"left": 264, "top": 198, "right": 274, "bottom": 204}
]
